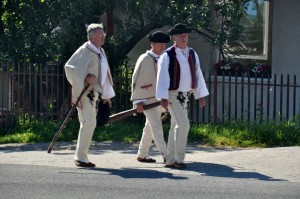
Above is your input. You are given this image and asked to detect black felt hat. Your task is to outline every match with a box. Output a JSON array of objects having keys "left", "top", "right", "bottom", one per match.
[
  {"left": 168, "top": 23, "right": 192, "bottom": 36},
  {"left": 147, "top": 31, "right": 170, "bottom": 43}
]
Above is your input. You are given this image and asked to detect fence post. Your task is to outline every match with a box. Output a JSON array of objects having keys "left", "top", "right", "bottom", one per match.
[{"left": 213, "top": 68, "right": 218, "bottom": 123}]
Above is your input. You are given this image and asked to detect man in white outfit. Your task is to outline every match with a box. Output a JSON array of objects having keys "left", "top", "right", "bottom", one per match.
[
  {"left": 131, "top": 31, "right": 170, "bottom": 163},
  {"left": 65, "top": 23, "right": 115, "bottom": 167},
  {"left": 156, "top": 23, "right": 209, "bottom": 169}
]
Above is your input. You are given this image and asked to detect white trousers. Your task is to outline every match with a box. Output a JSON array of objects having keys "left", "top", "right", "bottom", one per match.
[
  {"left": 166, "top": 91, "right": 190, "bottom": 165},
  {"left": 137, "top": 99, "right": 167, "bottom": 159},
  {"left": 74, "top": 87, "right": 99, "bottom": 163}
]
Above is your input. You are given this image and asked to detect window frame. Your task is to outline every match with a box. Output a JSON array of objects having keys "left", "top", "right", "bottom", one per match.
[{"left": 226, "top": 1, "right": 270, "bottom": 61}]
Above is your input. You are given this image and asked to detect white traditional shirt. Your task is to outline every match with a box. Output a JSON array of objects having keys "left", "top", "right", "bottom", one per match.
[
  {"left": 87, "top": 41, "right": 114, "bottom": 99},
  {"left": 156, "top": 46, "right": 209, "bottom": 100}
]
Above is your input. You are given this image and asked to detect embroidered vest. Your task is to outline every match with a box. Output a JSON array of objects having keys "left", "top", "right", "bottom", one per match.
[{"left": 166, "top": 46, "right": 196, "bottom": 90}]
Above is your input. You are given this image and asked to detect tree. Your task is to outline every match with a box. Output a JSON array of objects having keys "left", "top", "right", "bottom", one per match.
[
  {"left": 0, "top": 0, "right": 107, "bottom": 62},
  {"left": 0, "top": 0, "right": 251, "bottom": 66}
]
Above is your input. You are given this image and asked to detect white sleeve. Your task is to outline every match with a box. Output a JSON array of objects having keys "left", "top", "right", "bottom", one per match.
[
  {"left": 193, "top": 53, "right": 209, "bottom": 99},
  {"left": 155, "top": 53, "right": 170, "bottom": 100},
  {"left": 132, "top": 99, "right": 147, "bottom": 105},
  {"left": 101, "top": 77, "right": 115, "bottom": 99}
]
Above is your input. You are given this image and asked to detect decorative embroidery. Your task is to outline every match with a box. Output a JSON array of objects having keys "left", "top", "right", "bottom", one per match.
[
  {"left": 95, "top": 92, "right": 101, "bottom": 112},
  {"left": 87, "top": 90, "right": 95, "bottom": 105},
  {"left": 187, "top": 91, "right": 192, "bottom": 99},
  {"left": 176, "top": 92, "right": 186, "bottom": 107},
  {"left": 140, "top": 84, "right": 153, "bottom": 89},
  {"left": 176, "top": 91, "right": 191, "bottom": 110},
  {"left": 186, "top": 92, "right": 192, "bottom": 112}
]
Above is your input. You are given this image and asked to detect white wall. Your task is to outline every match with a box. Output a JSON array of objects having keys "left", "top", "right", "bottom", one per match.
[
  {"left": 272, "top": 1, "right": 300, "bottom": 117},
  {"left": 272, "top": 0, "right": 300, "bottom": 78}
]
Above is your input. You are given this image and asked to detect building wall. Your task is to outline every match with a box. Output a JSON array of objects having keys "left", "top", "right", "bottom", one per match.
[
  {"left": 127, "top": 26, "right": 216, "bottom": 74},
  {"left": 272, "top": 1, "right": 300, "bottom": 118},
  {"left": 272, "top": 0, "right": 300, "bottom": 78}
]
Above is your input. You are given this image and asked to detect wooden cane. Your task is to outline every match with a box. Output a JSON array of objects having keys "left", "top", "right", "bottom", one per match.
[
  {"left": 47, "top": 84, "right": 90, "bottom": 153},
  {"left": 107, "top": 101, "right": 161, "bottom": 123}
]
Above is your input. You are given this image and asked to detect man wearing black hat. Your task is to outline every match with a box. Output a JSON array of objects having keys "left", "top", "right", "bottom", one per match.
[
  {"left": 156, "top": 23, "right": 209, "bottom": 168},
  {"left": 131, "top": 31, "right": 170, "bottom": 163}
]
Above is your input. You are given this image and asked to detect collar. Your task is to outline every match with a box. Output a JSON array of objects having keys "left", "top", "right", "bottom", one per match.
[
  {"left": 147, "top": 50, "right": 159, "bottom": 59},
  {"left": 176, "top": 46, "right": 189, "bottom": 52},
  {"left": 87, "top": 41, "right": 102, "bottom": 55}
]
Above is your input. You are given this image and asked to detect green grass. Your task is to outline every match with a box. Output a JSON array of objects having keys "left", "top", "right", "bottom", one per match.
[{"left": 0, "top": 117, "right": 300, "bottom": 148}]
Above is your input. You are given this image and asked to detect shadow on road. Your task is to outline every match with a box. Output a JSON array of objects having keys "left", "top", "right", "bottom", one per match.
[
  {"left": 185, "top": 162, "right": 285, "bottom": 181},
  {"left": 76, "top": 161, "right": 285, "bottom": 182},
  {"left": 83, "top": 167, "right": 189, "bottom": 180}
]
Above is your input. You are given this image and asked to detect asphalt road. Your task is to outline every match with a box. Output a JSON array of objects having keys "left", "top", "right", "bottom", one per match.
[{"left": 0, "top": 142, "right": 300, "bottom": 199}]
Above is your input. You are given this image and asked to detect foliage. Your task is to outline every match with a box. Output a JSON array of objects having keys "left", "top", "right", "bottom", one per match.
[
  {"left": 200, "top": 0, "right": 251, "bottom": 59},
  {"left": 0, "top": 0, "right": 107, "bottom": 63},
  {"left": 1, "top": 0, "right": 251, "bottom": 68},
  {"left": 94, "top": 122, "right": 144, "bottom": 143},
  {"left": 213, "top": 59, "right": 271, "bottom": 77},
  {"left": 0, "top": 115, "right": 80, "bottom": 143},
  {"left": 190, "top": 118, "right": 300, "bottom": 147},
  {"left": 1, "top": 116, "right": 299, "bottom": 148}
]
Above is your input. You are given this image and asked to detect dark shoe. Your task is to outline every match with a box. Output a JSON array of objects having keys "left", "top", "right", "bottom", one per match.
[
  {"left": 165, "top": 162, "right": 186, "bottom": 169},
  {"left": 175, "top": 162, "right": 187, "bottom": 168},
  {"left": 137, "top": 157, "right": 156, "bottom": 163},
  {"left": 163, "top": 157, "right": 166, "bottom": 164},
  {"left": 75, "top": 160, "right": 96, "bottom": 167}
]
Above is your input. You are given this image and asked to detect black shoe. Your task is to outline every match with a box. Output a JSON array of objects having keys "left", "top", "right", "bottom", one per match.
[
  {"left": 75, "top": 160, "right": 96, "bottom": 167},
  {"left": 165, "top": 162, "right": 186, "bottom": 169},
  {"left": 137, "top": 157, "right": 156, "bottom": 163}
]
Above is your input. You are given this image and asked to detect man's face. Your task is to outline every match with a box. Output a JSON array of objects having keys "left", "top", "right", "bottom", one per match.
[
  {"left": 152, "top": 42, "right": 167, "bottom": 55},
  {"left": 173, "top": 33, "right": 189, "bottom": 48},
  {"left": 91, "top": 29, "right": 106, "bottom": 48}
]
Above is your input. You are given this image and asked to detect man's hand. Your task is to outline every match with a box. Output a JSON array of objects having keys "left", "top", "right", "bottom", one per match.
[
  {"left": 85, "top": 74, "right": 96, "bottom": 84},
  {"left": 135, "top": 102, "right": 144, "bottom": 113},
  {"left": 102, "top": 99, "right": 112, "bottom": 108},
  {"left": 199, "top": 97, "right": 206, "bottom": 108},
  {"left": 71, "top": 97, "right": 81, "bottom": 109},
  {"left": 161, "top": 99, "right": 169, "bottom": 109}
]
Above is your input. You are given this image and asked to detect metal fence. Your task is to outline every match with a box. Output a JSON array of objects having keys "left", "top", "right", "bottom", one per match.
[
  {"left": 194, "top": 71, "right": 300, "bottom": 124},
  {"left": 1, "top": 63, "right": 300, "bottom": 129}
]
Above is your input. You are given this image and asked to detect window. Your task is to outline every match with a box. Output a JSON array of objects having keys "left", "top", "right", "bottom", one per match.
[
  {"left": 214, "top": 0, "right": 272, "bottom": 78},
  {"left": 226, "top": 0, "right": 270, "bottom": 60}
]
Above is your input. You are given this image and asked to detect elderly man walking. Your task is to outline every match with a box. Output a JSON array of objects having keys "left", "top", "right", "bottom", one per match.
[
  {"left": 156, "top": 23, "right": 209, "bottom": 169},
  {"left": 65, "top": 23, "right": 115, "bottom": 167}
]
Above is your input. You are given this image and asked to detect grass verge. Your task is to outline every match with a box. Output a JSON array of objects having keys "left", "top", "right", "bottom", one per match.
[{"left": 0, "top": 118, "right": 299, "bottom": 148}]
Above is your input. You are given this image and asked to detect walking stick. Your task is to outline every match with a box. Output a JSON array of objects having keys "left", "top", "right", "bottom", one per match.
[
  {"left": 47, "top": 84, "right": 90, "bottom": 153},
  {"left": 107, "top": 101, "right": 161, "bottom": 123}
]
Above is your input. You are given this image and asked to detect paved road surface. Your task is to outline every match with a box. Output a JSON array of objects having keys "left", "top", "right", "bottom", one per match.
[{"left": 0, "top": 142, "right": 300, "bottom": 198}]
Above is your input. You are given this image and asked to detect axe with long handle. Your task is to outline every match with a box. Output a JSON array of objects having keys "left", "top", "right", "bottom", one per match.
[
  {"left": 47, "top": 84, "right": 90, "bottom": 153},
  {"left": 107, "top": 101, "right": 161, "bottom": 124}
]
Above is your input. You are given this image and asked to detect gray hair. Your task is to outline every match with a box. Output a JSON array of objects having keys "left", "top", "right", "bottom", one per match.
[{"left": 86, "top": 23, "right": 104, "bottom": 40}]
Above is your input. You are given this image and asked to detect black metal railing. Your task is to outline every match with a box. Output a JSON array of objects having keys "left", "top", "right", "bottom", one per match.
[{"left": 1, "top": 63, "right": 300, "bottom": 129}]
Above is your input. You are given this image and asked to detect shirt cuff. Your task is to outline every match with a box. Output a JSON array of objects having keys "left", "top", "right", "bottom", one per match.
[
  {"left": 156, "top": 89, "right": 169, "bottom": 100},
  {"left": 133, "top": 99, "right": 147, "bottom": 105}
]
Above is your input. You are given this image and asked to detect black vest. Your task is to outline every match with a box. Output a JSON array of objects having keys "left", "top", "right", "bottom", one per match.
[{"left": 166, "top": 46, "right": 196, "bottom": 90}]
